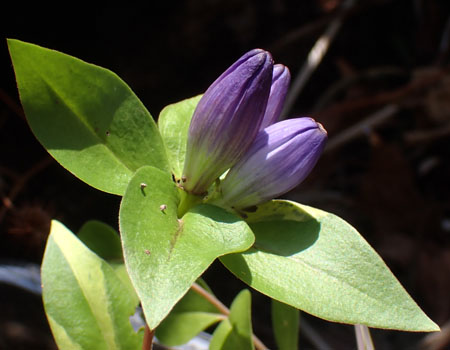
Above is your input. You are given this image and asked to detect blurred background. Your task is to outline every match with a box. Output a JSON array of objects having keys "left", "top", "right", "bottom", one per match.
[{"left": 1, "top": 0, "right": 450, "bottom": 349}]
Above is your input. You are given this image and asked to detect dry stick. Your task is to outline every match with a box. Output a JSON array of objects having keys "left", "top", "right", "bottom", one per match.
[
  {"left": 0, "top": 156, "right": 53, "bottom": 224},
  {"left": 324, "top": 104, "right": 399, "bottom": 153},
  {"left": 191, "top": 283, "right": 269, "bottom": 350},
  {"left": 298, "top": 318, "right": 333, "bottom": 350},
  {"left": 281, "top": 0, "right": 357, "bottom": 117},
  {"left": 316, "top": 66, "right": 449, "bottom": 120},
  {"left": 420, "top": 319, "right": 449, "bottom": 350},
  {"left": 354, "top": 324, "right": 375, "bottom": 350},
  {"left": 142, "top": 324, "right": 155, "bottom": 350}
]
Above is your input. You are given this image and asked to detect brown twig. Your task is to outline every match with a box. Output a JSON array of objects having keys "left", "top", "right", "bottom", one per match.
[
  {"left": 324, "top": 104, "right": 399, "bottom": 153},
  {"left": 281, "top": 0, "right": 357, "bottom": 117},
  {"left": 420, "top": 319, "right": 449, "bottom": 350},
  {"left": 142, "top": 324, "right": 155, "bottom": 350},
  {"left": 0, "top": 156, "right": 53, "bottom": 224},
  {"left": 191, "top": 282, "right": 229, "bottom": 315},
  {"left": 316, "top": 66, "right": 450, "bottom": 120},
  {"left": 191, "top": 282, "right": 269, "bottom": 350}
]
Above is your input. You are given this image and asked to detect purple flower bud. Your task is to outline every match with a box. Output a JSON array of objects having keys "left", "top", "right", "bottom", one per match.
[
  {"left": 182, "top": 49, "right": 274, "bottom": 194},
  {"left": 260, "top": 64, "right": 291, "bottom": 130},
  {"left": 220, "top": 118, "right": 327, "bottom": 209}
]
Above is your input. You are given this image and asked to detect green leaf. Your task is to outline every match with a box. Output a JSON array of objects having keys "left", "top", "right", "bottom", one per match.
[
  {"left": 221, "top": 200, "right": 440, "bottom": 332},
  {"left": 8, "top": 39, "right": 169, "bottom": 195},
  {"left": 77, "top": 220, "right": 139, "bottom": 306},
  {"left": 271, "top": 300, "right": 299, "bottom": 350},
  {"left": 210, "top": 290, "right": 254, "bottom": 350},
  {"left": 156, "top": 279, "right": 223, "bottom": 346},
  {"left": 42, "top": 220, "right": 142, "bottom": 350},
  {"left": 158, "top": 95, "right": 201, "bottom": 180},
  {"left": 119, "top": 166, "right": 254, "bottom": 329},
  {"left": 78, "top": 220, "right": 123, "bottom": 261}
]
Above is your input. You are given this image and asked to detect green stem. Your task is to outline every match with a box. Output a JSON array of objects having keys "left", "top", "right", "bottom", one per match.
[{"left": 177, "top": 190, "right": 202, "bottom": 218}]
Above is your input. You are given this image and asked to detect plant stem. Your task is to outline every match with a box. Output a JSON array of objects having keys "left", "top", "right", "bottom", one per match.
[
  {"left": 191, "top": 282, "right": 230, "bottom": 316},
  {"left": 191, "top": 282, "right": 269, "bottom": 350},
  {"left": 177, "top": 190, "right": 202, "bottom": 217},
  {"left": 142, "top": 324, "right": 154, "bottom": 350}
]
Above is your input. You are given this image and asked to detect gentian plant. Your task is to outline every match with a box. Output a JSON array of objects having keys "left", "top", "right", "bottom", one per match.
[{"left": 7, "top": 39, "right": 439, "bottom": 350}]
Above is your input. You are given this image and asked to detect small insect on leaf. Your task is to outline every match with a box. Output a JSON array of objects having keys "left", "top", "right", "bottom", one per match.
[
  {"left": 160, "top": 204, "right": 167, "bottom": 212},
  {"left": 144, "top": 249, "right": 151, "bottom": 255}
]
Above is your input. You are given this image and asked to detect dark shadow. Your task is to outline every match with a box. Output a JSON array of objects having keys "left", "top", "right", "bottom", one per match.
[
  {"left": 219, "top": 205, "right": 321, "bottom": 285},
  {"left": 188, "top": 203, "right": 244, "bottom": 224},
  {"left": 250, "top": 219, "right": 320, "bottom": 256}
]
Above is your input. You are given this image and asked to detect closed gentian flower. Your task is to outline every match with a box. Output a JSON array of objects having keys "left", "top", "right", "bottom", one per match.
[
  {"left": 182, "top": 49, "right": 274, "bottom": 194},
  {"left": 259, "top": 64, "right": 291, "bottom": 130},
  {"left": 219, "top": 117, "right": 327, "bottom": 209}
]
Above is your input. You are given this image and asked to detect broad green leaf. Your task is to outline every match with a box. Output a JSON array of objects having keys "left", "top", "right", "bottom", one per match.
[
  {"left": 158, "top": 95, "right": 201, "bottom": 180},
  {"left": 78, "top": 220, "right": 122, "bottom": 261},
  {"left": 42, "top": 220, "right": 142, "bottom": 350},
  {"left": 77, "top": 220, "right": 139, "bottom": 306},
  {"left": 8, "top": 39, "right": 169, "bottom": 195},
  {"left": 210, "top": 290, "right": 254, "bottom": 350},
  {"left": 156, "top": 279, "right": 223, "bottom": 346},
  {"left": 221, "top": 200, "right": 439, "bottom": 332},
  {"left": 119, "top": 166, "right": 254, "bottom": 329},
  {"left": 271, "top": 300, "right": 299, "bottom": 350}
]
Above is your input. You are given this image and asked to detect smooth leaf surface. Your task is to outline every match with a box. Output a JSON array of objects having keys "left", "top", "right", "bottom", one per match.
[
  {"left": 156, "top": 279, "right": 223, "bottom": 346},
  {"left": 158, "top": 95, "right": 201, "bottom": 180},
  {"left": 8, "top": 39, "right": 169, "bottom": 195},
  {"left": 210, "top": 290, "right": 254, "bottom": 350},
  {"left": 119, "top": 166, "right": 254, "bottom": 329},
  {"left": 78, "top": 220, "right": 122, "bottom": 261},
  {"left": 221, "top": 200, "right": 439, "bottom": 332},
  {"left": 77, "top": 220, "right": 139, "bottom": 306},
  {"left": 42, "top": 220, "right": 142, "bottom": 350},
  {"left": 271, "top": 300, "right": 299, "bottom": 350}
]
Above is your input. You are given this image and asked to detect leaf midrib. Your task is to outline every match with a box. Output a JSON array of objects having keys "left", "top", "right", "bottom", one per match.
[
  {"left": 251, "top": 243, "right": 410, "bottom": 315},
  {"left": 30, "top": 58, "right": 135, "bottom": 174}
]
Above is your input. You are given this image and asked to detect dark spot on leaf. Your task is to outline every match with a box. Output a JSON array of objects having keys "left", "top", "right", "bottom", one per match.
[
  {"left": 106, "top": 130, "right": 110, "bottom": 136},
  {"left": 168, "top": 219, "right": 184, "bottom": 260},
  {"left": 242, "top": 205, "right": 258, "bottom": 213}
]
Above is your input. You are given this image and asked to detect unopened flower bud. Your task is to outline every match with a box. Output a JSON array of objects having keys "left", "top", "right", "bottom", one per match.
[
  {"left": 220, "top": 118, "right": 327, "bottom": 209},
  {"left": 182, "top": 49, "right": 274, "bottom": 194},
  {"left": 260, "top": 64, "right": 290, "bottom": 130}
]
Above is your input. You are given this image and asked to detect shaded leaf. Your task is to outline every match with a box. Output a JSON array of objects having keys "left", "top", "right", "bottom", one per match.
[
  {"left": 210, "top": 290, "right": 254, "bottom": 350},
  {"left": 221, "top": 200, "right": 439, "bottom": 332},
  {"left": 156, "top": 279, "right": 223, "bottom": 346},
  {"left": 78, "top": 220, "right": 122, "bottom": 261},
  {"left": 271, "top": 300, "right": 299, "bottom": 350},
  {"left": 77, "top": 220, "right": 139, "bottom": 306},
  {"left": 158, "top": 95, "right": 202, "bottom": 180}
]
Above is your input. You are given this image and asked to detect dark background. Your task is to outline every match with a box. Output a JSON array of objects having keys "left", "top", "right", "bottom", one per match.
[{"left": 1, "top": 0, "right": 450, "bottom": 349}]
